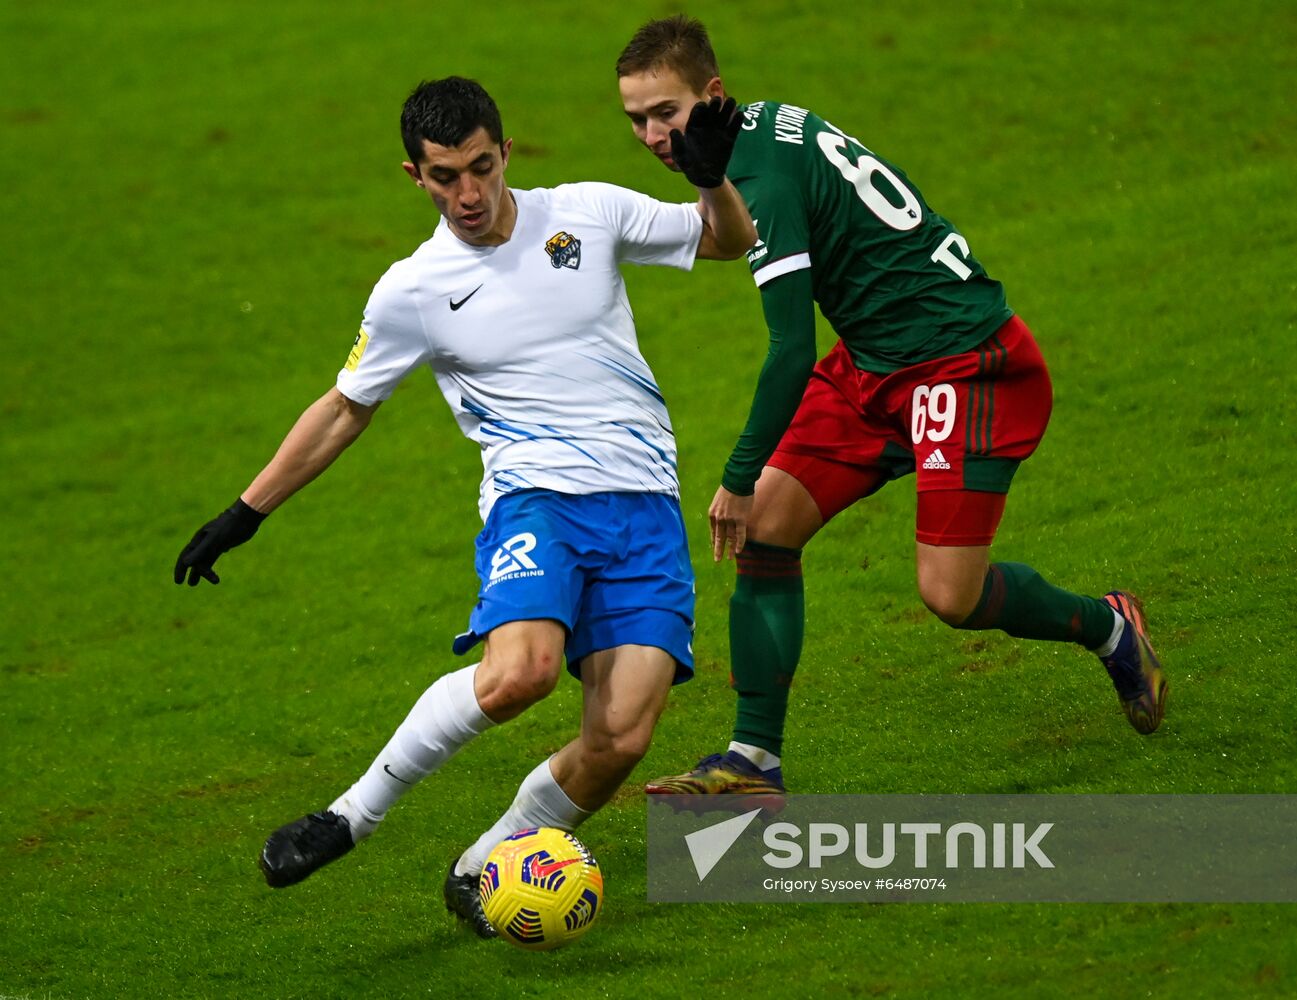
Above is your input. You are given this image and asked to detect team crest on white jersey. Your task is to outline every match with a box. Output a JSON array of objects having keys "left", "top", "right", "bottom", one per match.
[
  {"left": 545, "top": 231, "right": 581, "bottom": 270},
  {"left": 488, "top": 532, "right": 545, "bottom": 587}
]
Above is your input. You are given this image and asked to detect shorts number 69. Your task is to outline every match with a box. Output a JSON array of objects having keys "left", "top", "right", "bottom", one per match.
[{"left": 911, "top": 383, "right": 957, "bottom": 444}]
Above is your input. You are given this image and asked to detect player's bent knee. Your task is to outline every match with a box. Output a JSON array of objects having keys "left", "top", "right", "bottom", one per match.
[
  {"left": 475, "top": 651, "right": 563, "bottom": 719},
  {"left": 748, "top": 467, "right": 823, "bottom": 549},
  {"left": 920, "top": 585, "right": 981, "bottom": 628}
]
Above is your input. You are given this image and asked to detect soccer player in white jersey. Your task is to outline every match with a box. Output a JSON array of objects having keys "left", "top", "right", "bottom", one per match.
[{"left": 173, "top": 76, "right": 755, "bottom": 937}]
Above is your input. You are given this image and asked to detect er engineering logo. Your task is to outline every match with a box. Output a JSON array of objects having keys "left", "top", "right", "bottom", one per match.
[
  {"left": 487, "top": 532, "right": 546, "bottom": 588},
  {"left": 685, "top": 809, "right": 1054, "bottom": 883}
]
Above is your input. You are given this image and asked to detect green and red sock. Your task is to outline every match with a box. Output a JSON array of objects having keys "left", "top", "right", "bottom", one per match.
[
  {"left": 958, "top": 561, "right": 1117, "bottom": 649},
  {"left": 730, "top": 542, "right": 804, "bottom": 757}
]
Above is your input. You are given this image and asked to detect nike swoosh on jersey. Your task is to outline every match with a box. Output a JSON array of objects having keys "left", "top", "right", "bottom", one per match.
[{"left": 449, "top": 284, "right": 484, "bottom": 311}]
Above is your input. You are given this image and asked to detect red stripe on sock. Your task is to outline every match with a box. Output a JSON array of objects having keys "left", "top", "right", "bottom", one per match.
[{"left": 736, "top": 546, "right": 802, "bottom": 577}]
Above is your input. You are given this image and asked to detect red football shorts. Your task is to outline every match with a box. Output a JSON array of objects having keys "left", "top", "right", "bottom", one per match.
[{"left": 767, "top": 315, "right": 1053, "bottom": 546}]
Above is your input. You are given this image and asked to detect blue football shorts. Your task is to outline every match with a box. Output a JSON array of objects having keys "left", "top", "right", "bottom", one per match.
[{"left": 451, "top": 490, "right": 696, "bottom": 683}]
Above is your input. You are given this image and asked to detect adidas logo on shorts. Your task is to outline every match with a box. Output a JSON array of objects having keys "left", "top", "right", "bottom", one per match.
[{"left": 922, "top": 448, "right": 952, "bottom": 470}]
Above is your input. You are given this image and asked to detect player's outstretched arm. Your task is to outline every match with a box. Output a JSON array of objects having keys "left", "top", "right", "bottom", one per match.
[
  {"left": 711, "top": 268, "right": 819, "bottom": 560},
  {"left": 672, "top": 97, "right": 757, "bottom": 260},
  {"left": 242, "top": 387, "right": 378, "bottom": 514},
  {"left": 174, "top": 387, "right": 378, "bottom": 586}
]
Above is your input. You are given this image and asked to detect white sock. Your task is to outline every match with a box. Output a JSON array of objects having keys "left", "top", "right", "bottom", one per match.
[
  {"left": 1093, "top": 609, "right": 1126, "bottom": 658},
  {"left": 454, "top": 757, "right": 592, "bottom": 877},
  {"left": 330, "top": 663, "right": 493, "bottom": 840},
  {"left": 729, "top": 740, "right": 782, "bottom": 772}
]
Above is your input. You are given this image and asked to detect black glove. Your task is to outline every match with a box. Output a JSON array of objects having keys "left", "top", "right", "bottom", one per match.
[
  {"left": 669, "top": 96, "right": 743, "bottom": 189},
  {"left": 174, "top": 498, "right": 267, "bottom": 586}
]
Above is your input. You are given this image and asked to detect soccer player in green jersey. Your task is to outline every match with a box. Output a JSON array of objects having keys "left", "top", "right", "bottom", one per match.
[{"left": 616, "top": 16, "right": 1169, "bottom": 803}]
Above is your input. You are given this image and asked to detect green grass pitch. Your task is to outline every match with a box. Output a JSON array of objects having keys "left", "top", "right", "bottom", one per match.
[{"left": 3, "top": 1, "right": 1296, "bottom": 997}]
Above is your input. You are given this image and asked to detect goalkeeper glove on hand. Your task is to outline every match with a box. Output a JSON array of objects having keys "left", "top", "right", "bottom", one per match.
[
  {"left": 669, "top": 96, "right": 743, "bottom": 189},
  {"left": 174, "top": 498, "right": 267, "bottom": 586}
]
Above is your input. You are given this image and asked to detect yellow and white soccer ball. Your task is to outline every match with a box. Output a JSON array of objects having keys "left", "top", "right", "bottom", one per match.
[{"left": 478, "top": 827, "right": 604, "bottom": 951}]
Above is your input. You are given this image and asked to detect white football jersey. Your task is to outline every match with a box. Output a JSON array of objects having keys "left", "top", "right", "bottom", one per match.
[{"left": 336, "top": 183, "right": 702, "bottom": 519}]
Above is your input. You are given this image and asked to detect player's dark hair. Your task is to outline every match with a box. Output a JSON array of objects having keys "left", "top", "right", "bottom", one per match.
[
  {"left": 400, "top": 76, "right": 504, "bottom": 164},
  {"left": 615, "top": 15, "right": 720, "bottom": 92}
]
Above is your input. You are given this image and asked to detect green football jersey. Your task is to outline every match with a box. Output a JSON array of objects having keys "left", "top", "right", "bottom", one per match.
[{"left": 727, "top": 101, "right": 1013, "bottom": 374}]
